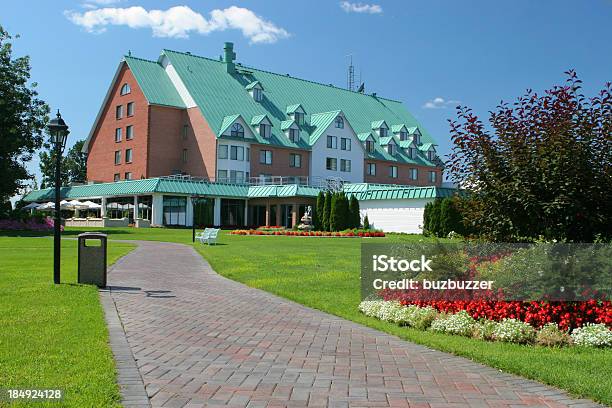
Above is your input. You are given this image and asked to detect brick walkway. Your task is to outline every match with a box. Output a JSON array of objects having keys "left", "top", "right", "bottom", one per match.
[{"left": 104, "top": 241, "right": 603, "bottom": 408}]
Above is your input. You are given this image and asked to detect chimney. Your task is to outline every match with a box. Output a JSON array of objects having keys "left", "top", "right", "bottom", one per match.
[{"left": 223, "top": 42, "right": 236, "bottom": 74}]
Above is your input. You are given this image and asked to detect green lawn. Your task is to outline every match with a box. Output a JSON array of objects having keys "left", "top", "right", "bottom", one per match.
[
  {"left": 3, "top": 227, "right": 610, "bottom": 405},
  {"left": 0, "top": 236, "right": 135, "bottom": 407}
]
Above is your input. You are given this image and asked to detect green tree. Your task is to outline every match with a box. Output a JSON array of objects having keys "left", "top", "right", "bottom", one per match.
[
  {"left": 0, "top": 26, "right": 49, "bottom": 203},
  {"left": 349, "top": 195, "right": 360, "bottom": 228},
  {"left": 323, "top": 191, "right": 332, "bottom": 231},
  {"left": 315, "top": 191, "right": 325, "bottom": 230},
  {"left": 423, "top": 201, "right": 433, "bottom": 234},
  {"left": 363, "top": 214, "right": 370, "bottom": 230},
  {"left": 329, "top": 193, "right": 340, "bottom": 231},
  {"left": 39, "top": 139, "right": 87, "bottom": 188},
  {"left": 428, "top": 199, "right": 442, "bottom": 237},
  {"left": 448, "top": 71, "right": 612, "bottom": 242},
  {"left": 338, "top": 192, "right": 350, "bottom": 230}
]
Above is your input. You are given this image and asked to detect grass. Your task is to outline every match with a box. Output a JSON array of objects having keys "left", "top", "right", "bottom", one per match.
[
  {"left": 3, "top": 227, "right": 610, "bottom": 404},
  {"left": 0, "top": 236, "right": 135, "bottom": 407}
]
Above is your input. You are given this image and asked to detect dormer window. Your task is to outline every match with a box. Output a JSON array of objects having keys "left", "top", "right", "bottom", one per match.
[
  {"left": 399, "top": 130, "right": 408, "bottom": 141},
  {"left": 379, "top": 127, "right": 388, "bottom": 138},
  {"left": 253, "top": 87, "right": 263, "bottom": 102},
  {"left": 388, "top": 144, "right": 396, "bottom": 156},
  {"left": 335, "top": 116, "right": 344, "bottom": 129},
  {"left": 288, "top": 128, "right": 299, "bottom": 143},
  {"left": 427, "top": 150, "right": 435, "bottom": 161},
  {"left": 259, "top": 123, "right": 270, "bottom": 138},
  {"left": 365, "top": 140, "right": 374, "bottom": 153},
  {"left": 413, "top": 134, "right": 420, "bottom": 144},
  {"left": 294, "top": 111, "right": 304, "bottom": 125},
  {"left": 231, "top": 122, "right": 244, "bottom": 138},
  {"left": 409, "top": 147, "right": 417, "bottom": 158},
  {"left": 120, "top": 83, "right": 131, "bottom": 96}
]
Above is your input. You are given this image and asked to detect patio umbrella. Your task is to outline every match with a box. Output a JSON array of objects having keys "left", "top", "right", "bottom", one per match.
[
  {"left": 22, "top": 202, "right": 41, "bottom": 210},
  {"left": 82, "top": 200, "right": 102, "bottom": 209},
  {"left": 64, "top": 200, "right": 89, "bottom": 210},
  {"left": 36, "top": 202, "right": 56, "bottom": 211}
]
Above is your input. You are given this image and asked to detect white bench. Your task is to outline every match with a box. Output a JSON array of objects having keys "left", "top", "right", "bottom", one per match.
[{"left": 195, "top": 228, "right": 220, "bottom": 245}]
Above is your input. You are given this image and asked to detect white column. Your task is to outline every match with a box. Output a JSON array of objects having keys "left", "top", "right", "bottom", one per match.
[
  {"left": 152, "top": 193, "right": 164, "bottom": 226},
  {"left": 213, "top": 197, "right": 221, "bottom": 227},
  {"left": 101, "top": 197, "right": 107, "bottom": 218},
  {"left": 243, "top": 199, "right": 248, "bottom": 226},
  {"left": 186, "top": 196, "right": 193, "bottom": 227},
  {"left": 133, "top": 195, "right": 139, "bottom": 221}
]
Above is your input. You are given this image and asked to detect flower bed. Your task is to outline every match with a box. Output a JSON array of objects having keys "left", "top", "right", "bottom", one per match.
[
  {"left": 359, "top": 300, "right": 612, "bottom": 347},
  {"left": 0, "top": 217, "right": 60, "bottom": 231},
  {"left": 231, "top": 228, "right": 385, "bottom": 237}
]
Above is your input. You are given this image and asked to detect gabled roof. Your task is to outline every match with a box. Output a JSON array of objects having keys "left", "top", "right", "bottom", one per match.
[
  {"left": 419, "top": 143, "right": 436, "bottom": 151},
  {"left": 285, "top": 104, "right": 305, "bottom": 114},
  {"left": 125, "top": 56, "right": 185, "bottom": 108},
  {"left": 399, "top": 140, "right": 416, "bottom": 149},
  {"left": 371, "top": 120, "right": 388, "bottom": 129},
  {"left": 406, "top": 126, "right": 420, "bottom": 134},
  {"left": 280, "top": 119, "right": 297, "bottom": 130},
  {"left": 219, "top": 114, "right": 242, "bottom": 135},
  {"left": 379, "top": 136, "right": 397, "bottom": 146},
  {"left": 250, "top": 114, "right": 272, "bottom": 126},
  {"left": 245, "top": 80, "right": 263, "bottom": 90},
  {"left": 391, "top": 124, "right": 407, "bottom": 133},
  {"left": 309, "top": 110, "right": 342, "bottom": 145},
  {"left": 357, "top": 131, "right": 375, "bottom": 141}
]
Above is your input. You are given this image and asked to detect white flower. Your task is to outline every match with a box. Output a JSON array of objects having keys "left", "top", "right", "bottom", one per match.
[
  {"left": 571, "top": 323, "right": 612, "bottom": 347},
  {"left": 430, "top": 310, "right": 476, "bottom": 336}
]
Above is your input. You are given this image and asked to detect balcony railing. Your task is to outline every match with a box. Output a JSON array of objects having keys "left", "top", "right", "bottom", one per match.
[{"left": 160, "top": 174, "right": 346, "bottom": 190}]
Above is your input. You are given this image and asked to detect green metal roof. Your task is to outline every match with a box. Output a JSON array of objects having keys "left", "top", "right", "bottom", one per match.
[
  {"left": 280, "top": 119, "right": 296, "bottom": 130},
  {"left": 245, "top": 80, "right": 262, "bottom": 90},
  {"left": 218, "top": 114, "right": 242, "bottom": 135},
  {"left": 125, "top": 56, "right": 185, "bottom": 108},
  {"left": 250, "top": 114, "right": 270, "bottom": 126},
  {"left": 371, "top": 120, "right": 388, "bottom": 129},
  {"left": 157, "top": 49, "right": 438, "bottom": 163},
  {"left": 247, "top": 184, "right": 320, "bottom": 198},
  {"left": 399, "top": 140, "right": 416, "bottom": 149},
  {"left": 22, "top": 178, "right": 161, "bottom": 202},
  {"left": 285, "top": 103, "right": 304, "bottom": 114},
  {"left": 357, "top": 132, "right": 374, "bottom": 141},
  {"left": 355, "top": 186, "right": 458, "bottom": 201},
  {"left": 391, "top": 124, "right": 407, "bottom": 133},
  {"left": 308, "top": 110, "right": 342, "bottom": 145},
  {"left": 419, "top": 143, "right": 436, "bottom": 151}
]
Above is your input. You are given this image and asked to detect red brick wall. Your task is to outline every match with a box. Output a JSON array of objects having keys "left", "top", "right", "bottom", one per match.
[
  {"left": 364, "top": 160, "right": 443, "bottom": 186},
  {"left": 181, "top": 107, "right": 216, "bottom": 178},
  {"left": 87, "top": 63, "right": 149, "bottom": 182},
  {"left": 146, "top": 105, "right": 183, "bottom": 177},
  {"left": 249, "top": 145, "right": 310, "bottom": 178}
]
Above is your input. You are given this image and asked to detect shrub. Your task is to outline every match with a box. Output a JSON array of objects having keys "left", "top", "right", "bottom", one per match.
[
  {"left": 358, "top": 300, "right": 384, "bottom": 317},
  {"left": 349, "top": 195, "right": 360, "bottom": 229},
  {"left": 571, "top": 323, "right": 612, "bottom": 347},
  {"left": 536, "top": 323, "right": 572, "bottom": 347},
  {"left": 472, "top": 320, "right": 499, "bottom": 341},
  {"left": 493, "top": 318, "right": 536, "bottom": 344},
  {"left": 377, "top": 301, "right": 402, "bottom": 322},
  {"left": 405, "top": 305, "right": 439, "bottom": 330},
  {"left": 430, "top": 310, "right": 476, "bottom": 336},
  {"left": 323, "top": 191, "right": 332, "bottom": 231},
  {"left": 315, "top": 191, "right": 325, "bottom": 231},
  {"left": 363, "top": 214, "right": 370, "bottom": 230}
]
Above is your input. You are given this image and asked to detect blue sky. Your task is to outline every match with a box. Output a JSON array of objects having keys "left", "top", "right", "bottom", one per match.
[{"left": 3, "top": 0, "right": 612, "bottom": 189}]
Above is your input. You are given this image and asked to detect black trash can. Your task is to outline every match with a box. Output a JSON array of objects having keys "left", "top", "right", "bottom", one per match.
[{"left": 77, "top": 233, "right": 108, "bottom": 287}]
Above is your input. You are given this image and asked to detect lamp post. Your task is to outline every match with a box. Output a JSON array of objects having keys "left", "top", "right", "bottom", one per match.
[{"left": 47, "top": 110, "right": 69, "bottom": 284}]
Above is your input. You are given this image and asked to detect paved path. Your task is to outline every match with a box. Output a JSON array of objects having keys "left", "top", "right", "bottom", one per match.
[{"left": 103, "top": 241, "right": 603, "bottom": 408}]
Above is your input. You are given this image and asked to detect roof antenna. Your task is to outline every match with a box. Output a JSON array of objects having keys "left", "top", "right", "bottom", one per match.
[
  {"left": 128, "top": 50, "right": 131, "bottom": 56},
  {"left": 357, "top": 68, "right": 365, "bottom": 93},
  {"left": 346, "top": 54, "right": 355, "bottom": 92}
]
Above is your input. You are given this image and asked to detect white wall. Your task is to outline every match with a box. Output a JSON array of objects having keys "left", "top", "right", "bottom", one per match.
[
  {"left": 359, "top": 198, "right": 433, "bottom": 233},
  {"left": 310, "top": 115, "right": 365, "bottom": 183},
  {"left": 160, "top": 56, "right": 197, "bottom": 108},
  {"left": 216, "top": 139, "right": 251, "bottom": 181}
]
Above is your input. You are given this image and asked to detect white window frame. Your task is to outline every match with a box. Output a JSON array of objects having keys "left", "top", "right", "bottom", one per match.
[
  {"left": 335, "top": 116, "right": 344, "bottom": 128},
  {"left": 410, "top": 168, "right": 418, "bottom": 180},
  {"left": 288, "top": 128, "right": 299, "bottom": 143},
  {"left": 326, "top": 135, "right": 337, "bottom": 149},
  {"left": 367, "top": 163, "right": 376, "bottom": 176},
  {"left": 365, "top": 140, "right": 374, "bottom": 153},
  {"left": 399, "top": 131, "right": 407, "bottom": 141},
  {"left": 114, "top": 150, "right": 121, "bottom": 165},
  {"left": 340, "top": 159, "right": 351, "bottom": 172},
  {"left": 379, "top": 127, "right": 387, "bottom": 137},
  {"left": 116, "top": 105, "right": 123, "bottom": 119},
  {"left": 114, "top": 173, "right": 120, "bottom": 182},
  {"left": 115, "top": 128, "right": 122, "bottom": 142},
  {"left": 388, "top": 144, "right": 396, "bottom": 156},
  {"left": 217, "top": 169, "right": 228, "bottom": 182},
  {"left": 326, "top": 157, "right": 337, "bottom": 171},
  {"left": 253, "top": 87, "right": 263, "bottom": 102},
  {"left": 124, "top": 172, "right": 132, "bottom": 180},
  {"left": 231, "top": 122, "right": 245, "bottom": 138},
  {"left": 340, "top": 137, "right": 351, "bottom": 151},
  {"left": 259, "top": 150, "right": 272, "bottom": 165},
  {"left": 230, "top": 145, "right": 244, "bottom": 161},
  {"left": 259, "top": 123, "right": 270, "bottom": 138},
  {"left": 389, "top": 165, "right": 398, "bottom": 178},
  {"left": 125, "top": 148, "right": 133, "bottom": 163},
  {"left": 120, "top": 83, "right": 131, "bottom": 96},
  {"left": 126, "top": 125, "right": 133, "bottom": 140},
  {"left": 127, "top": 102, "right": 134, "bottom": 117},
  {"left": 218, "top": 144, "right": 229, "bottom": 159},
  {"left": 293, "top": 111, "right": 304, "bottom": 125},
  {"left": 290, "top": 153, "right": 302, "bottom": 168}
]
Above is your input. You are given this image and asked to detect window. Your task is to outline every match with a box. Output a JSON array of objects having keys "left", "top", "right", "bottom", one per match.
[
  {"left": 410, "top": 168, "right": 418, "bottom": 180},
  {"left": 126, "top": 125, "right": 133, "bottom": 140},
  {"left": 429, "top": 171, "right": 437, "bottom": 183},
  {"left": 427, "top": 150, "right": 435, "bottom": 161},
  {"left": 127, "top": 102, "right": 134, "bottom": 116},
  {"left": 218, "top": 144, "right": 228, "bottom": 159},
  {"left": 399, "top": 131, "right": 408, "bottom": 141},
  {"left": 326, "top": 135, "right": 337, "bottom": 149},
  {"left": 367, "top": 163, "right": 376, "bottom": 176},
  {"left": 294, "top": 112, "right": 304, "bottom": 125},
  {"left": 408, "top": 147, "right": 417, "bottom": 159},
  {"left": 114, "top": 173, "right": 120, "bottom": 182},
  {"left": 389, "top": 166, "right": 398, "bottom": 178},
  {"left": 124, "top": 172, "right": 132, "bottom": 180},
  {"left": 182, "top": 148, "right": 187, "bottom": 163},
  {"left": 288, "top": 128, "right": 299, "bottom": 143},
  {"left": 341, "top": 137, "right": 351, "bottom": 151},
  {"left": 246, "top": 147, "right": 250, "bottom": 162},
  {"left": 365, "top": 140, "right": 374, "bottom": 153},
  {"left": 125, "top": 148, "right": 132, "bottom": 163},
  {"left": 326, "top": 157, "right": 337, "bottom": 171},
  {"left": 115, "top": 128, "right": 122, "bottom": 142},
  {"left": 217, "top": 169, "right": 228, "bottom": 182},
  {"left": 231, "top": 122, "right": 244, "bottom": 137},
  {"left": 230, "top": 145, "right": 244, "bottom": 161},
  {"left": 413, "top": 134, "right": 420, "bottom": 145},
  {"left": 289, "top": 153, "right": 301, "bottom": 168},
  {"left": 253, "top": 87, "right": 263, "bottom": 102},
  {"left": 388, "top": 144, "right": 397, "bottom": 156},
  {"left": 335, "top": 116, "right": 344, "bottom": 128},
  {"left": 182, "top": 125, "right": 189, "bottom": 140},
  {"left": 259, "top": 150, "right": 272, "bottom": 164},
  {"left": 120, "top": 83, "right": 131, "bottom": 95},
  {"left": 230, "top": 170, "right": 244, "bottom": 183},
  {"left": 340, "top": 159, "right": 351, "bottom": 172},
  {"left": 379, "top": 127, "right": 387, "bottom": 137},
  {"left": 116, "top": 105, "right": 123, "bottom": 119},
  {"left": 114, "top": 150, "right": 121, "bottom": 165},
  {"left": 259, "top": 123, "right": 270, "bottom": 138}
]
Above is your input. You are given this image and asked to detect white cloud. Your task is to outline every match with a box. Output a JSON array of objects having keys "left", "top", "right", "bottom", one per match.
[
  {"left": 65, "top": 5, "right": 290, "bottom": 44},
  {"left": 340, "top": 1, "right": 383, "bottom": 14},
  {"left": 423, "top": 97, "right": 461, "bottom": 109}
]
